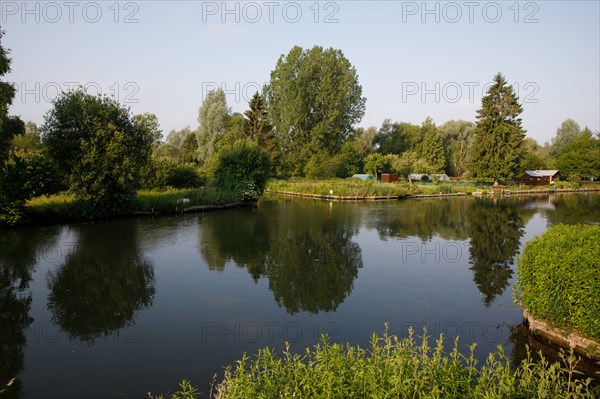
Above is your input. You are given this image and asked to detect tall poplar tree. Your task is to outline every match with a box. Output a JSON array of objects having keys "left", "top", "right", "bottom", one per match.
[
  {"left": 196, "top": 88, "right": 229, "bottom": 165},
  {"left": 469, "top": 73, "right": 525, "bottom": 182}
]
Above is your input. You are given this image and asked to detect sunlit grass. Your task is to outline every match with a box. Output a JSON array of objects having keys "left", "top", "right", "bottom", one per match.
[
  {"left": 152, "top": 328, "right": 599, "bottom": 399},
  {"left": 21, "top": 187, "right": 241, "bottom": 224}
]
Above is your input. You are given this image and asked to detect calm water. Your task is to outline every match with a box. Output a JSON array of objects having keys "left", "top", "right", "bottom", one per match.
[{"left": 1, "top": 193, "right": 599, "bottom": 398}]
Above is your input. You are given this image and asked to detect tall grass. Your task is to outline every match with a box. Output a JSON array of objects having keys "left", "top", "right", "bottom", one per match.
[
  {"left": 152, "top": 328, "right": 598, "bottom": 399},
  {"left": 20, "top": 187, "right": 242, "bottom": 225},
  {"left": 135, "top": 187, "right": 239, "bottom": 213},
  {"left": 268, "top": 178, "right": 418, "bottom": 197}
]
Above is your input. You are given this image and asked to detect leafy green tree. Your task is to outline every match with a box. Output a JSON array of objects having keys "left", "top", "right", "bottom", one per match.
[
  {"left": 375, "top": 120, "right": 420, "bottom": 155},
  {"left": 438, "top": 120, "right": 476, "bottom": 177},
  {"left": 418, "top": 117, "right": 446, "bottom": 174},
  {"left": 160, "top": 126, "right": 197, "bottom": 163},
  {"left": 521, "top": 137, "right": 552, "bottom": 171},
  {"left": 556, "top": 128, "right": 600, "bottom": 179},
  {"left": 209, "top": 140, "right": 271, "bottom": 202},
  {"left": 41, "top": 90, "right": 155, "bottom": 216},
  {"left": 196, "top": 88, "right": 229, "bottom": 165},
  {"left": 353, "top": 126, "right": 377, "bottom": 158},
  {"left": 0, "top": 30, "right": 28, "bottom": 225},
  {"left": 266, "top": 45, "right": 366, "bottom": 174},
  {"left": 244, "top": 93, "right": 273, "bottom": 146},
  {"left": 469, "top": 73, "right": 526, "bottom": 182},
  {"left": 364, "top": 153, "right": 394, "bottom": 179},
  {"left": 221, "top": 113, "right": 247, "bottom": 147},
  {"left": 12, "top": 121, "right": 41, "bottom": 151},
  {"left": 549, "top": 118, "right": 581, "bottom": 157}
]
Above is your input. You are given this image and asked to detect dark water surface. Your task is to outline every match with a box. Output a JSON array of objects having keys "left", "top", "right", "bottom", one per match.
[{"left": 1, "top": 193, "right": 599, "bottom": 398}]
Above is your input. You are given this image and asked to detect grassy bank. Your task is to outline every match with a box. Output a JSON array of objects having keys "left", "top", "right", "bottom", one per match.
[
  {"left": 20, "top": 187, "right": 241, "bottom": 225},
  {"left": 151, "top": 328, "right": 598, "bottom": 398},
  {"left": 267, "top": 178, "right": 600, "bottom": 199}
]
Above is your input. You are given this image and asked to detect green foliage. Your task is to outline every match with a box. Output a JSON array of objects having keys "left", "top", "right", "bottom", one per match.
[
  {"left": 0, "top": 30, "right": 28, "bottom": 225},
  {"left": 439, "top": 120, "right": 476, "bottom": 177},
  {"left": 41, "top": 90, "right": 155, "bottom": 217},
  {"left": 209, "top": 140, "right": 271, "bottom": 202},
  {"left": 374, "top": 119, "right": 419, "bottom": 155},
  {"left": 363, "top": 153, "right": 393, "bottom": 179},
  {"left": 517, "top": 224, "right": 600, "bottom": 342},
  {"left": 550, "top": 119, "right": 581, "bottom": 157},
  {"left": 163, "top": 126, "right": 198, "bottom": 163},
  {"left": 11, "top": 121, "right": 42, "bottom": 151},
  {"left": 266, "top": 45, "right": 366, "bottom": 174},
  {"left": 142, "top": 157, "right": 205, "bottom": 190},
  {"left": 556, "top": 129, "right": 600, "bottom": 179},
  {"left": 419, "top": 117, "right": 447, "bottom": 174},
  {"left": 196, "top": 89, "right": 230, "bottom": 165},
  {"left": 205, "top": 328, "right": 596, "bottom": 398},
  {"left": 268, "top": 178, "right": 416, "bottom": 197},
  {"left": 521, "top": 137, "right": 552, "bottom": 172},
  {"left": 469, "top": 73, "right": 526, "bottom": 182},
  {"left": 149, "top": 380, "right": 200, "bottom": 399},
  {"left": 304, "top": 151, "right": 344, "bottom": 179}
]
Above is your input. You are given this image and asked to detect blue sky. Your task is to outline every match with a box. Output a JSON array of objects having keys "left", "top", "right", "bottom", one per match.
[{"left": 2, "top": 1, "right": 599, "bottom": 144}]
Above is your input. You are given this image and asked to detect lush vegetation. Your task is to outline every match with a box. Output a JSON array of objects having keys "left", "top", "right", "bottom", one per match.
[
  {"left": 469, "top": 73, "right": 526, "bottom": 182},
  {"left": 517, "top": 224, "right": 600, "bottom": 342},
  {"left": 152, "top": 328, "right": 598, "bottom": 399},
  {"left": 2, "top": 30, "right": 600, "bottom": 225},
  {"left": 208, "top": 140, "right": 271, "bottom": 202}
]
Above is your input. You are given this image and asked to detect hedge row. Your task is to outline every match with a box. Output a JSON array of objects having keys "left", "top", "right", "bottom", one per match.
[{"left": 517, "top": 224, "right": 600, "bottom": 342}]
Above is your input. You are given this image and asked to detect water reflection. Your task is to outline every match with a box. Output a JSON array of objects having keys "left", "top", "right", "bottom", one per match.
[
  {"left": 365, "top": 198, "right": 471, "bottom": 241},
  {"left": 0, "top": 227, "right": 60, "bottom": 398},
  {"left": 199, "top": 201, "right": 363, "bottom": 314},
  {"left": 466, "top": 198, "right": 525, "bottom": 307},
  {"left": 47, "top": 221, "right": 155, "bottom": 343},
  {"left": 543, "top": 194, "right": 600, "bottom": 226}
]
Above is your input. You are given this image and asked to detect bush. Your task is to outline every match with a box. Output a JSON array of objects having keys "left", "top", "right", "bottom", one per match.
[
  {"left": 141, "top": 158, "right": 205, "bottom": 190},
  {"left": 209, "top": 140, "right": 270, "bottom": 202},
  {"left": 517, "top": 224, "right": 600, "bottom": 341}
]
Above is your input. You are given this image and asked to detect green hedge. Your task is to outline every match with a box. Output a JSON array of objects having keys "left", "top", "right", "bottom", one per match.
[{"left": 517, "top": 224, "right": 600, "bottom": 341}]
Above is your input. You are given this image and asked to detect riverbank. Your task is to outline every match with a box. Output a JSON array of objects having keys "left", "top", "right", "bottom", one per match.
[
  {"left": 10, "top": 187, "right": 247, "bottom": 227},
  {"left": 267, "top": 179, "right": 600, "bottom": 201}
]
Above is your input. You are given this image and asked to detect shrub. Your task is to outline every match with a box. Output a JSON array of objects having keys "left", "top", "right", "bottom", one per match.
[
  {"left": 209, "top": 140, "right": 270, "bottom": 202},
  {"left": 167, "top": 165, "right": 204, "bottom": 188},
  {"left": 517, "top": 224, "right": 600, "bottom": 341},
  {"left": 155, "top": 328, "right": 597, "bottom": 399}
]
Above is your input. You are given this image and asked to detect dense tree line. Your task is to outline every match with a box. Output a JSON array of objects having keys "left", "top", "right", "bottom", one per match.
[{"left": 2, "top": 31, "right": 599, "bottom": 225}]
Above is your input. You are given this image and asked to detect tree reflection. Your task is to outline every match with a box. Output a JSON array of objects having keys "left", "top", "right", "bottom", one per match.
[
  {"left": 48, "top": 221, "right": 155, "bottom": 343},
  {"left": 365, "top": 198, "right": 472, "bottom": 241},
  {"left": 466, "top": 198, "right": 524, "bottom": 307},
  {"left": 0, "top": 227, "right": 60, "bottom": 399},
  {"left": 200, "top": 201, "right": 363, "bottom": 314},
  {"left": 543, "top": 194, "right": 600, "bottom": 227}
]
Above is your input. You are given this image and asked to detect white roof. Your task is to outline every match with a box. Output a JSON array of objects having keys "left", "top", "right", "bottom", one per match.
[{"left": 525, "top": 170, "right": 559, "bottom": 177}]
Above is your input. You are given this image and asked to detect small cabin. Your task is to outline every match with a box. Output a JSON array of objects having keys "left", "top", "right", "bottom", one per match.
[
  {"left": 351, "top": 174, "right": 375, "bottom": 181},
  {"left": 520, "top": 170, "right": 560, "bottom": 186}
]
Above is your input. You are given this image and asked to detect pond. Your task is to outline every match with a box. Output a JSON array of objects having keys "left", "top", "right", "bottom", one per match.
[{"left": 1, "top": 193, "right": 599, "bottom": 398}]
